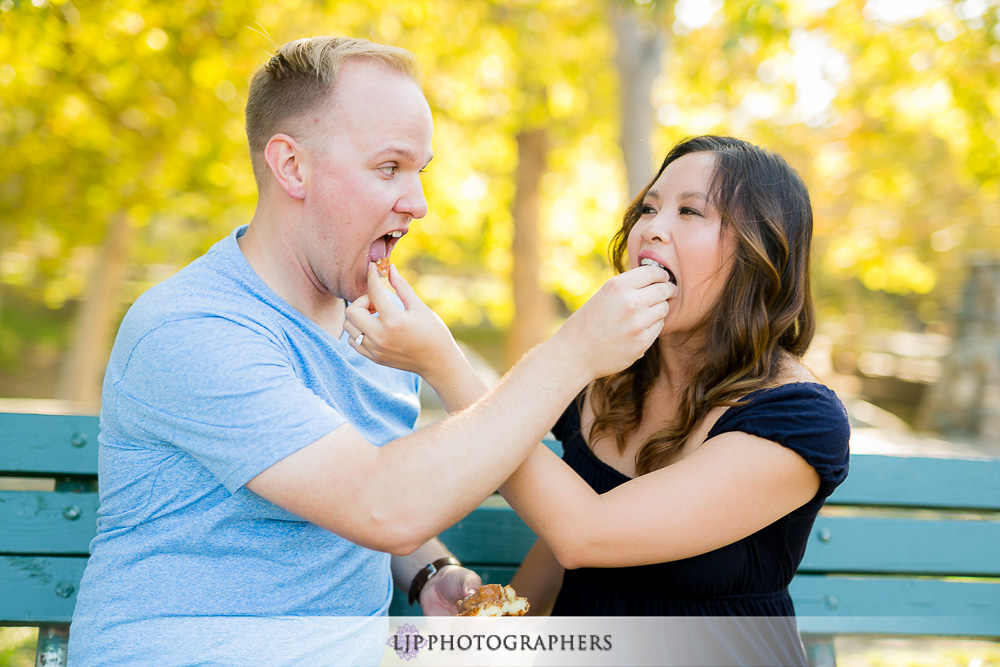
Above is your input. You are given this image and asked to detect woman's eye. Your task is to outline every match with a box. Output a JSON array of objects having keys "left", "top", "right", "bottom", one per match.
[
  {"left": 640, "top": 204, "right": 657, "bottom": 215},
  {"left": 379, "top": 165, "right": 397, "bottom": 176},
  {"left": 679, "top": 206, "right": 702, "bottom": 216}
]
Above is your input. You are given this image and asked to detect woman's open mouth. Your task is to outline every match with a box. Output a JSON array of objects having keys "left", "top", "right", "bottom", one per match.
[{"left": 640, "top": 258, "right": 677, "bottom": 286}]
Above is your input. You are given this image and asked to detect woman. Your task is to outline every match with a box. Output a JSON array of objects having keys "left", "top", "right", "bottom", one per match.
[{"left": 346, "top": 135, "right": 849, "bottom": 665}]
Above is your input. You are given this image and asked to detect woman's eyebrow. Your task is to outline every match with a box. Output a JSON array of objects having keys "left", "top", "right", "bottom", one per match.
[
  {"left": 678, "top": 190, "right": 708, "bottom": 201},
  {"left": 645, "top": 189, "right": 661, "bottom": 201}
]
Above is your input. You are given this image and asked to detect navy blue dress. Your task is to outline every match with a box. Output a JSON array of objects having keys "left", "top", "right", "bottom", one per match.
[{"left": 550, "top": 382, "right": 850, "bottom": 665}]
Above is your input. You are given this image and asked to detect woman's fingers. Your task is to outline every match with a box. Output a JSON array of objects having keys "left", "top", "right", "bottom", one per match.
[
  {"left": 386, "top": 264, "right": 424, "bottom": 312},
  {"left": 366, "top": 262, "right": 401, "bottom": 317}
]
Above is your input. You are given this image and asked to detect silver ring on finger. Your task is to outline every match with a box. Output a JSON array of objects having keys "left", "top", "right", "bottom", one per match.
[{"left": 354, "top": 333, "right": 365, "bottom": 347}]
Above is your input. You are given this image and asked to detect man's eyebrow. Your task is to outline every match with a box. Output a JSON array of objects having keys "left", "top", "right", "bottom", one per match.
[
  {"left": 374, "top": 147, "right": 416, "bottom": 160},
  {"left": 374, "top": 147, "right": 433, "bottom": 167}
]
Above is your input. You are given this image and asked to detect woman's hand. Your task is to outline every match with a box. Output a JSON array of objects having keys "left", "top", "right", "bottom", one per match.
[
  {"left": 345, "top": 263, "right": 488, "bottom": 412},
  {"left": 549, "top": 265, "right": 676, "bottom": 382},
  {"left": 345, "top": 263, "right": 464, "bottom": 378},
  {"left": 419, "top": 565, "right": 482, "bottom": 616}
]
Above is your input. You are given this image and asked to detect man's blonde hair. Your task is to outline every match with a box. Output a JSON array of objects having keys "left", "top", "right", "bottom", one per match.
[{"left": 244, "top": 36, "right": 421, "bottom": 188}]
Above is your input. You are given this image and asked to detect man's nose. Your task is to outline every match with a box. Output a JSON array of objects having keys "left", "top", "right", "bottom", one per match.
[{"left": 394, "top": 178, "right": 428, "bottom": 220}]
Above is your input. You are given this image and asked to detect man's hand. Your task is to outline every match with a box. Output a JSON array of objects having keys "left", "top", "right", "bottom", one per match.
[
  {"left": 550, "top": 265, "right": 676, "bottom": 382},
  {"left": 419, "top": 565, "right": 481, "bottom": 616}
]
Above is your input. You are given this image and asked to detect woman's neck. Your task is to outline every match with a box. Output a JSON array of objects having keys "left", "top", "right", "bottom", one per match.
[{"left": 653, "top": 334, "right": 705, "bottom": 392}]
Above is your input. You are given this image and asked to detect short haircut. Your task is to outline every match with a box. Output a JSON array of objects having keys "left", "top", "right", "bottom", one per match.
[{"left": 244, "top": 36, "right": 421, "bottom": 188}]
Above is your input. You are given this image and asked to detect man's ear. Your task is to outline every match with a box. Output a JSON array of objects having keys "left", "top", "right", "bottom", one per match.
[{"left": 264, "top": 134, "right": 308, "bottom": 200}]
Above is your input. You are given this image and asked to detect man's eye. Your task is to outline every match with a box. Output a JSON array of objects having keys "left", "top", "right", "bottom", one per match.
[{"left": 379, "top": 166, "right": 397, "bottom": 176}]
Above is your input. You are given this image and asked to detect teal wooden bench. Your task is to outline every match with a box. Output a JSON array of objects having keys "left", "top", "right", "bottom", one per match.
[
  {"left": 0, "top": 412, "right": 100, "bottom": 666},
  {"left": 3, "top": 412, "right": 999, "bottom": 666}
]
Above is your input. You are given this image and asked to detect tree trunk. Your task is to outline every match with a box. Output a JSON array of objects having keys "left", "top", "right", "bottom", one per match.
[
  {"left": 505, "top": 128, "right": 552, "bottom": 370},
  {"left": 613, "top": 6, "right": 665, "bottom": 199},
  {"left": 56, "top": 209, "right": 134, "bottom": 406}
]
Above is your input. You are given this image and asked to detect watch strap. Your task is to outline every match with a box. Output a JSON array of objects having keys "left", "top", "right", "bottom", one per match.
[{"left": 408, "top": 556, "right": 462, "bottom": 606}]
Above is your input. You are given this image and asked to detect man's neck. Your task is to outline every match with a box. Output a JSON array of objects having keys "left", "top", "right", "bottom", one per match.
[{"left": 238, "top": 214, "right": 348, "bottom": 337}]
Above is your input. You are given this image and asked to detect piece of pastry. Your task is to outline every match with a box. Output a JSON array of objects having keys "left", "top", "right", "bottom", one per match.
[
  {"left": 456, "top": 584, "right": 530, "bottom": 617},
  {"left": 375, "top": 257, "right": 391, "bottom": 279}
]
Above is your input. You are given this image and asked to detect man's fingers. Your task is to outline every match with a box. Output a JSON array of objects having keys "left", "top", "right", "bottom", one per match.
[
  {"left": 457, "top": 568, "right": 482, "bottom": 597},
  {"left": 635, "top": 280, "right": 676, "bottom": 302},
  {"left": 620, "top": 264, "right": 669, "bottom": 287}
]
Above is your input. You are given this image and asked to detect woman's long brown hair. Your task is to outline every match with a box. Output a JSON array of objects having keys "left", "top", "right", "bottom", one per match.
[{"left": 588, "top": 135, "right": 815, "bottom": 475}]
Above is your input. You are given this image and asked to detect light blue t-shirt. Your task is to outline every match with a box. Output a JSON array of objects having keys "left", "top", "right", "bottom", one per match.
[{"left": 68, "top": 225, "right": 420, "bottom": 666}]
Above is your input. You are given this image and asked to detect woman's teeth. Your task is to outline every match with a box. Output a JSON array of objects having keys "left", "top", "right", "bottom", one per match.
[
  {"left": 390, "top": 231, "right": 402, "bottom": 238},
  {"left": 640, "top": 258, "right": 677, "bottom": 285}
]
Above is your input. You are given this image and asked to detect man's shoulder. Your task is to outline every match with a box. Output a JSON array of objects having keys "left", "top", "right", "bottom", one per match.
[
  {"left": 127, "top": 236, "right": 262, "bottom": 328},
  {"left": 110, "top": 245, "right": 277, "bottom": 366}
]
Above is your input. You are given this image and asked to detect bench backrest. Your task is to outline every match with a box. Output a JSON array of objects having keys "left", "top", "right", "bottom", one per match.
[
  {"left": 0, "top": 413, "right": 100, "bottom": 625},
  {"left": 791, "top": 453, "right": 1000, "bottom": 638},
  {"left": 2, "top": 413, "right": 998, "bottom": 643}
]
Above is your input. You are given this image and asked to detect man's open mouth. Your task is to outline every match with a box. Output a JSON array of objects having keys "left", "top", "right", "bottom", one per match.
[{"left": 369, "top": 230, "right": 404, "bottom": 264}]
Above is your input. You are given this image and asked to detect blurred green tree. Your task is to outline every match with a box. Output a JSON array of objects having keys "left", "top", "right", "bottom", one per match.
[{"left": 1, "top": 0, "right": 998, "bottom": 414}]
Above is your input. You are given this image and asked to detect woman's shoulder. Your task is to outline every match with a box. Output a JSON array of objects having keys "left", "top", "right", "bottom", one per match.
[
  {"left": 719, "top": 381, "right": 849, "bottom": 429},
  {"left": 708, "top": 354, "right": 850, "bottom": 450},
  {"left": 708, "top": 378, "right": 850, "bottom": 494},
  {"left": 737, "top": 355, "right": 847, "bottom": 418}
]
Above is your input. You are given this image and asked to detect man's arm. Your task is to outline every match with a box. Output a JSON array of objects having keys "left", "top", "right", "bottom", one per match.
[
  {"left": 246, "top": 265, "right": 672, "bottom": 555},
  {"left": 390, "top": 539, "right": 480, "bottom": 616}
]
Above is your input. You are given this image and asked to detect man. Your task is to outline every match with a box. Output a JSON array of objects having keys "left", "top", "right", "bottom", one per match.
[{"left": 68, "top": 36, "right": 671, "bottom": 665}]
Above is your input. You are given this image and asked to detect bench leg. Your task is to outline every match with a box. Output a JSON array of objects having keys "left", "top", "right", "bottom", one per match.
[
  {"left": 35, "top": 624, "right": 70, "bottom": 667},
  {"left": 803, "top": 633, "right": 836, "bottom": 667}
]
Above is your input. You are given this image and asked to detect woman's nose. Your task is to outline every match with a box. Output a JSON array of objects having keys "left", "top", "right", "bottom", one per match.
[{"left": 640, "top": 215, "right": 670, "bottom": 244}]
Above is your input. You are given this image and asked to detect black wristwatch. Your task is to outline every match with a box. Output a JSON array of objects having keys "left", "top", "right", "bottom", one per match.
[{"left": 408, "top": 556, "right": 462, "bottom": 605}]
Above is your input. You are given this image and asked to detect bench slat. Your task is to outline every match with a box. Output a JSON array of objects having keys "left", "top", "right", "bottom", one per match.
[
  {"left": 0, "top": 414, "right": 99, "bottom": 477},
  {"left": 0, "top": 491, "right": 99, "bottom": 556},
  {"left": 791, "top": 574, "right": 1000, "bottom": 638},
  {"left": 800, "top": 516, "right": 1000, "bottom": 576},
  {"left": 0, "top": 556, "right": 87, "bottom": 624},
  {"left": 829, "top": 454, "right": 1000, "bottom": 510},
  {"left": 438, "top": 506, "right": 536, "bottom": 565}
]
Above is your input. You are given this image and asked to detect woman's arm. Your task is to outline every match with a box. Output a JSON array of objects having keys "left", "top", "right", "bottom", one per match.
[
  {"left": 500, "top": 432, "right": 820, "bottom": 569},
  {"left": 510, "top": 539, "right": 565, "bottom": 616}
]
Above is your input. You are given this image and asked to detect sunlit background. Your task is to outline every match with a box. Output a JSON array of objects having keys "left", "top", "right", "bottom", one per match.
[
  {"left": 2, "top": 2, "right": 1000, "bottom": 663},
  {"left": 1, "top": 0, "right": 999, "bottom": 440}
]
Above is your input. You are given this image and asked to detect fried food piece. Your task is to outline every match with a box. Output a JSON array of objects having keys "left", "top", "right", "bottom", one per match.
[
  {"left": 456, "top": 584, "right": 530, "bottom": 617},
  {"left": 375, "top": 257, "right": 391, "bottom": 279}
]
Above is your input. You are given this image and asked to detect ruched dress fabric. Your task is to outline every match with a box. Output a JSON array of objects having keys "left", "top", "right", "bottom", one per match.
[{"left": 549, "top": 382, "right": 850, "bottom": 666}]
